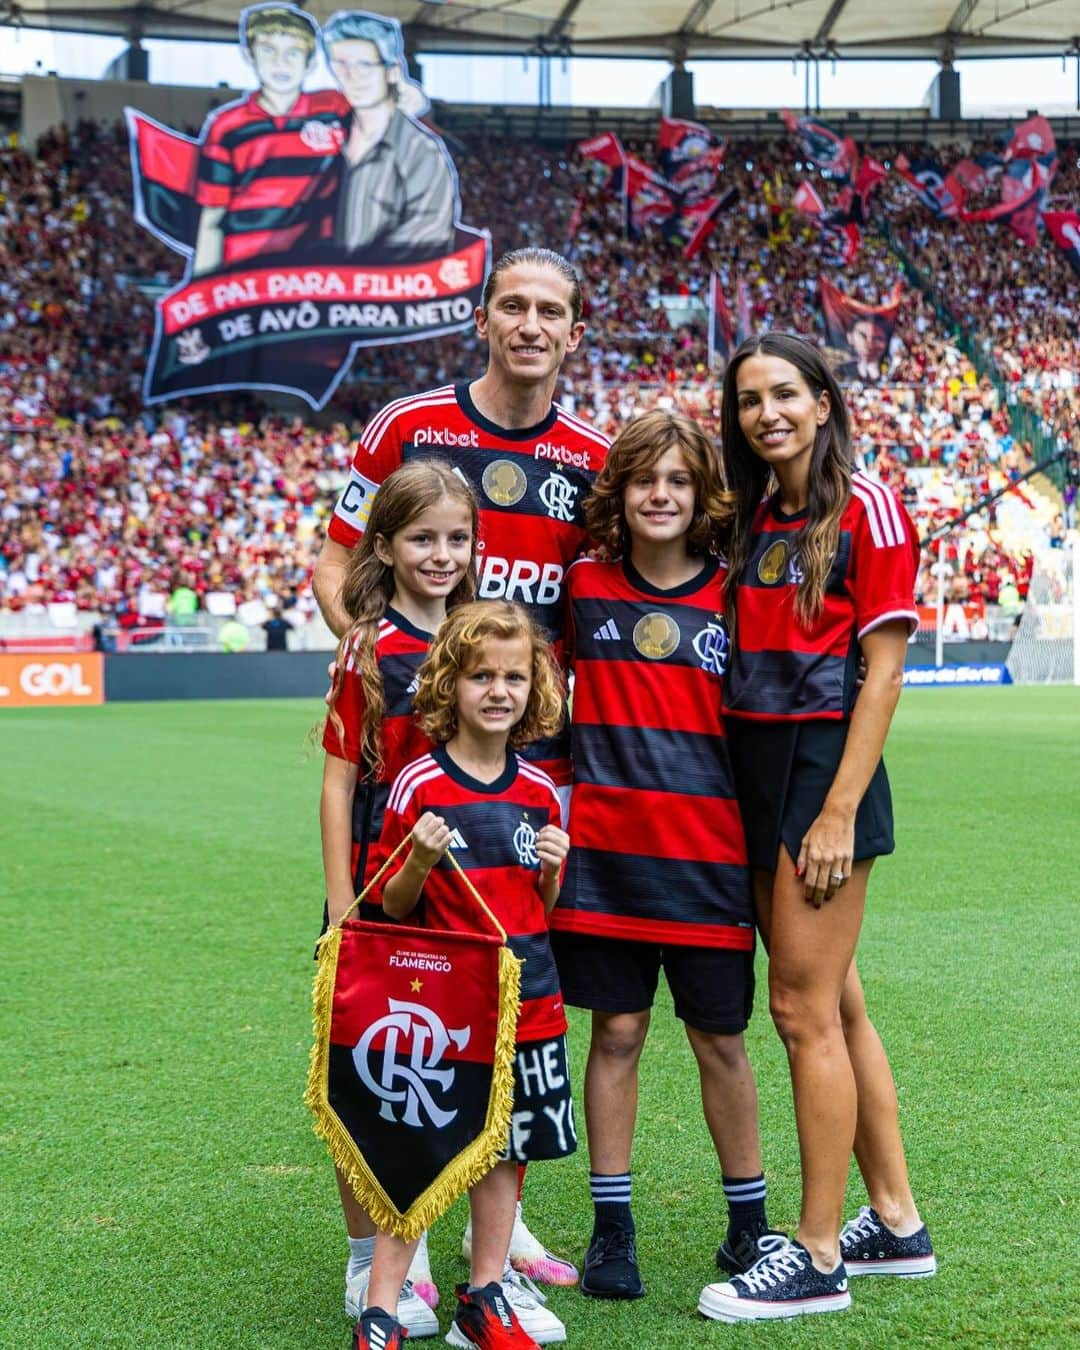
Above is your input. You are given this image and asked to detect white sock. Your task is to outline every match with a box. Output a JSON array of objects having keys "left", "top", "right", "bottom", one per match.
[{"left": 347, "top": 1235, "right": 375, "bottom": 1280}]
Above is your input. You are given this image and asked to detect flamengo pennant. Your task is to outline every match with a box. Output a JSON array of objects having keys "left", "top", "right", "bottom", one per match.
[
  {"left": 1042, "top": 212, "right": 1080, "bottom": 276},
  {"left": 577, "top": 131, "right": 626, "bottom": 188}
]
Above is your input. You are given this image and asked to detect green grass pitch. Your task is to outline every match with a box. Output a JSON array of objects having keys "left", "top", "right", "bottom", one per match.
[{"left": 2, "top": 688, "right": 1078, "bottom": 1348}]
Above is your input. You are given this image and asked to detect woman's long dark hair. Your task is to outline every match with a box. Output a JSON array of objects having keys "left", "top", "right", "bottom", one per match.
[{"left": 720, "top": 332, "right": 852, "bottom": 630}]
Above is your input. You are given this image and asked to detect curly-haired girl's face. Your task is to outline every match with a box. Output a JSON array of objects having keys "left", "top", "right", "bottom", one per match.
[{"left": 454, "top": 635, "right": 533, "bottom": 744}]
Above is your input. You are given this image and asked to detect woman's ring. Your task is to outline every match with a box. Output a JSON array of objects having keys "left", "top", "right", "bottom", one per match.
[{"left": 830, "top": 873, "right": 844, "bottom": 883}]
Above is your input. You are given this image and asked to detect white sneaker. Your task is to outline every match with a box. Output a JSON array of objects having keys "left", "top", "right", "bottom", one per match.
[
  {"left": 406, "top": 1229, "right": 440, "bottom": 1310},
  {"left": 344, "top": 1266, "right": 440, "bottom": 1338},
  {"left": 462, "top": 1203, "right": 579, "bottom": 1286},
  {"left": 500, "top": 1265, "right": 566, "bottom": 1344}
]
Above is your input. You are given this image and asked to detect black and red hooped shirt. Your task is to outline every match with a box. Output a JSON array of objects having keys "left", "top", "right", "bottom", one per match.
[
  {"left": 373, "top": 747, "right": 567, "bottom": 1042},
  {"left": 724, "top": 473, "right": 919, "bottom": 722},
  {"left": 322, "top": 609, "right": 433, "bottom": 886},
  {"left": 552, "top": 555, "right": 755, "bottom": 951},
  {"left": 327, "top": 383, "right": 610, "bottom": 783}
]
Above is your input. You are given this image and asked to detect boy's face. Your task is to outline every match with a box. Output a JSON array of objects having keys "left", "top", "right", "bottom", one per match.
[{"left": 247, "top": 31, "right": 312, "bottom": 98}]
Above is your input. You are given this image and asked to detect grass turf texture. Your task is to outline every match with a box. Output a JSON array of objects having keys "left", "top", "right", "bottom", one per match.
[{"left": 2, "top": 688, "right": 1077, "bottom": 1348}]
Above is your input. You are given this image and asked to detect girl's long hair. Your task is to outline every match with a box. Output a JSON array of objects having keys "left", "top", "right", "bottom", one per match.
[
  {"left": 585, "top": 409, "right": 735, "bottom": 559},
  {"left": 414, "top": 601, "right": 565, "bottom": 749},
  {"left": 326, "top": 460, "right": 478, "bottom": 774},
  {"left": 720, "top": 332, "right": 851, "bottom": 629}
]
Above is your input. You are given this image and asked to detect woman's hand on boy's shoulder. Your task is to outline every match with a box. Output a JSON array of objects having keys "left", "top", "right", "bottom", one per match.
[
  {"left": 409, "top": 811, "right": 451, "bottom": 870},
  {"left": 536, "top": 824, "right": 570, "bottom": 876}
]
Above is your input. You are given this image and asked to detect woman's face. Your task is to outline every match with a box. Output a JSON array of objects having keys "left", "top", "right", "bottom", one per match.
[{"left": 734, "top": 352, "right": 830, "bottom": 474}]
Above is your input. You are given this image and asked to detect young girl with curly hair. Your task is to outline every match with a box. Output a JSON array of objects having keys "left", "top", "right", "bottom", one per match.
[{"left": 355, "top": 602, "right": 574, "bottom": 1350}]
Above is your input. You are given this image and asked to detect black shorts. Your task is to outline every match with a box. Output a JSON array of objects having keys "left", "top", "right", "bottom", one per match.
[
  {"left": 550, "top": 930, "right": 754, "bottom": 1036},
  {"left": 501, "top": 1035, "right": 577, "bottom": 1164},
  {"left": 726, "top": 718, "right": 895, "bottom": 873}
]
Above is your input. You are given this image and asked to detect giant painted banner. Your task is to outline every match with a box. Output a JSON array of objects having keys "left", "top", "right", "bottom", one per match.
[{"left": 127, "top": 4, "right": 489, "bottom": 408}]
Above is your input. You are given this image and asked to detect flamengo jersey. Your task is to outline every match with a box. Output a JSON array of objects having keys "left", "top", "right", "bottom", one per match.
[
  {"left": 322, "top": 609, "right": 434, "bottom": 887},
  {"left": 196, "top": 90, "right": 348, "bottom": 266},
  {"left": 328, "top": 382, "right": 609, "bottom": 784},
  {"left": 374, "top": 746, "right": 567, "bottom": 1042},
  {"left": 724, "top": 473, "right": 919, "bottom": 722},
  {"left": 553, "top": 556, "right": 755, "bottom": 950}
]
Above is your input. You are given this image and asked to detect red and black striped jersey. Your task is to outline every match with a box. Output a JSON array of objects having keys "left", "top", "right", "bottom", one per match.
[
  {"left": 322, "top": 608, "right": 434, "bottom": 888},
  {"left": 327, "top": 382, "right": 609, "bottom": 783},
  {"left": 373, "top": 746, "right": 567, "bottom": 1042},
  {"left": 552, "top": 555, "right": 754, "bottom": 950},
  {"left": 196, "top": 90, "right": 348, "bottom": 266},
  {"left": 724, "top": 473, "right": 919, "bottom": 723}
]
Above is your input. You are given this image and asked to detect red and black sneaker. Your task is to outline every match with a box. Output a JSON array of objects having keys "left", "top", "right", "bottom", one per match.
[
  {"left": 446, "top": 1282, "right": 541, "bottom": 1349},
  {"left": 353, "top": 1305, "right": 408, "bottom": 1350}
]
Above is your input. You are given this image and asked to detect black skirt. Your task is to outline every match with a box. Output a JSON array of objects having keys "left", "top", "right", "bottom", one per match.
[{"left": 726, "top": 718, "right": 895, "bottom": 873}]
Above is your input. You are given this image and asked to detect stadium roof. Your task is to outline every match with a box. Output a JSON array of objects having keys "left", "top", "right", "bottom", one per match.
[{"left": 5, "top": 0, "right": 1080, "bottom": 62}]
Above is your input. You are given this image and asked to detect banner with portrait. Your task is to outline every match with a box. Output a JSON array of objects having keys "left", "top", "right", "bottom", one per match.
[
  {"left": 658, "top": 116, "right": 726, "bottom": 203},
  {"left": 127, "top": 4, "right": 489, "bottom": 408},
  {"left": 820, "top": 278, "right": 901, "bottom": 383}
]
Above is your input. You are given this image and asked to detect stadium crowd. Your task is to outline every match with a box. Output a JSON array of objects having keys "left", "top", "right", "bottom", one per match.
[{"left": 1, "top": 115, "right": 1075, "bottom": 624}]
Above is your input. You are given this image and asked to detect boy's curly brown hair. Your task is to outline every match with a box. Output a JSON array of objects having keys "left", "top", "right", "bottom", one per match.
[
  {"left": 414, "top": 602, "right": 565, "bottom": 749},
  {"left": 584, "top": 409, "right": 736, "bottom": 559}
]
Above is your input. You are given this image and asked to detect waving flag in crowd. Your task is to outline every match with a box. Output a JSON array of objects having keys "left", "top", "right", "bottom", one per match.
[
  {"left": 820, "top": 278, "right": 902, "bottom": 383},
  {"left": 658, "top": 116, "right": 726, "bottom": 201},
  {"left": 707, "top": 271, "right": 735, "bottom": 367},
  {"left": 673, "top": 186, "right": 739, "bottom": 259},
  {"left": 963, "top": 184, "right": 1042, "bottom": 246},
  {"left": 577, "top": 131, "right": 626, "bottom": 188},
  {"left": 735, "top": 277, "right": 753, "bottom": 344},
  {"left": 780, "top": 110, "right": 857, "bottom": 181},
  {"left": 792, "top": 180, "right": 825, "bottom": 216},
  {"left": 623, "top": 156, "right": 680, "bottom": 238},
  {"left": 894, "top": 154, "right": 965, "bottom": 219},
  {"left": 1041, "top": 211, "right": 1080, "bottom": 276},
  {"left": 852, "top": 155, "right": 888, "bottom": 216}
]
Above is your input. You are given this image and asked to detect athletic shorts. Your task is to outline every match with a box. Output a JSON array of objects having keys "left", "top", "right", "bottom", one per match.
[
  {"left": 500, "top": 1034, "right": 577, "bottom": 1164},
  {"left": 726, "top": 718, "right": 895, "bottom": 873},
  {"left": 550, "top": 930, "right": 754, "bottom": 1036}
]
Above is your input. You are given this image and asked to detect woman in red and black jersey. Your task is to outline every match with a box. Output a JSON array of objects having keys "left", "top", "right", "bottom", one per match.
[{"left": 699, "top": 334, "right": 936, "bottom": 1325}]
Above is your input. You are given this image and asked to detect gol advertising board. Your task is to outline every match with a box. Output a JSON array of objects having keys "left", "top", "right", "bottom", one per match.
[{"left": 0, "top": 655, "right": 105, "bottom": 708}]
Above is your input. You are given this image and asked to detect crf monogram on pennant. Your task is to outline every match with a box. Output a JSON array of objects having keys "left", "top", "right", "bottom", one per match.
[{"left": 352, "top": 999, "right": 470, "bottom": 1129}]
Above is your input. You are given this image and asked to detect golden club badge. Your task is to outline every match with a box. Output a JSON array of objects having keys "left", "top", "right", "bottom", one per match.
[
  {"left": 482, "top": 459, "right": 528, "bottom": 506},
  {"left": 757, "top": 538, "right": 790, "bottom": 585},
  {"left": 633, "top": 611, "right": 681, "bottom": 659}
]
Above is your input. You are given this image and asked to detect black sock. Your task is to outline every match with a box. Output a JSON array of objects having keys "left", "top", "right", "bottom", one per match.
[
  {"left": 590, "top": 1171, "right": 632, "bottom": 1229},
  {"left": 723, "top": 1172, "right": 767, "bottom": 1240}
]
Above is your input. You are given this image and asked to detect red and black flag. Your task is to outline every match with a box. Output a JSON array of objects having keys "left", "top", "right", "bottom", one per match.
[
  {"left": 735, "top": 277, "right": 753, "bottom": 344},
  {"left": 623, "top": 156, "right": 680, "bottom": 238},
  {"left": 852, "top": 155, "right": 888, "bottom": 216},
  {"left": 963, "top": 185, "right": 1042, "bottom": 246},
  {"left": 307, "top": 900, "right": 521, "bottom": 1239},
  {"left": 670, "top": 186, "right": 738, "bottom": 259},
  {"left": 577, "top": 131, "right": 626, "bottom": 189},
  {"left": 894, "top": 153, "right": 965, "bottom": 219},
  {"left": 821, "top": 212, "right": 861, "bottom": 266},
  {"left": 707, "top": 271, "right": 735, "bottom": 367},
  {"left": 128, "top": 112, "right": 202, "bottom": 252},
  {"left": 658, "top": 116, "right": 726, "bottom": 202},
  {"left": 1004, "top": 114, "right": 1055, "bottom": 163},
  {"left": 820, "top": 278, "right": 901, "bottom": 383},
  {"left": 780, "top": 110, "right": 857, "bottom": 181},
  {"left": 1041, "top": 211, "right": 1080, "bottom": 275},
  {"left": 792, "top": 180, "right": 825, "bottom": 216}
]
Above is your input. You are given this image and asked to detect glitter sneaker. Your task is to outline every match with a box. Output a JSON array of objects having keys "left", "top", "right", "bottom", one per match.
[
  {"left": 839, "top": 1206, "right": 937, "bottom": 1277},
  {"left": 699, "top": 1237, "right": 851, "bottom": 1322}
]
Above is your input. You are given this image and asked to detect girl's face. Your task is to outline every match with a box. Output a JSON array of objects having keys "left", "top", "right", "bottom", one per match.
[
  {"left": 622, "top": 444, "right": 696, "bottom": 547},
  {"left": 734, "top": 353, "right": 830, "bottom": 473},
  {"left": 374, "top": 496, "right": 473, "bottom": 606},
  {"left": 454, "top": 635, "right": 533, "bottom": 743}
]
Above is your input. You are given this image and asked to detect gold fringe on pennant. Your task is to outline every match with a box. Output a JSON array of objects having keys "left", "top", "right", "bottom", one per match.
[{"left": 304, "top": 923, "right": 523, "bottom": 1241}]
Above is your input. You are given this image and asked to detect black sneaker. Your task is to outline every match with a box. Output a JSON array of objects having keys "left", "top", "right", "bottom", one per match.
[
  {"left": 580, "top": 1223, "right": 645, "bottom": 1300},
  {"left": 698, "top": 1237, "right": 851, "bottom": 1322},
  {"left": 353, "top": 1306, "right": 407, "bottom": 1350},
  {"left": 446, "top": 1282, "right": 540, "bottom": 1348},
  {"left": 716, "top": 1222, "right": 790, "bottom": 1275},
  {"left": 839, "top": 1206, "right": 937, "bottom": 1277}
]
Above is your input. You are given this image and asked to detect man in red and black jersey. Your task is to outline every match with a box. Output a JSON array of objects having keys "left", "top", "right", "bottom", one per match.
[
  {"left": 193, "top": 5, "right": 348, "bottom": 275},
  {"left": 314, "top": 248, "right": 610, "bottom": 787}
]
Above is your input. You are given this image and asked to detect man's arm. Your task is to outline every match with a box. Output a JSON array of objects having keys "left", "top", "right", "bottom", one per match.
[
  {"left": 382, "top": 136, "right": 456, "bottom": 255},
  {"left": 193, "top": 207, "right": 226, "bottom": 277},
  {"left": 313, "top": 536, "right": 354, "bottom": 638}
]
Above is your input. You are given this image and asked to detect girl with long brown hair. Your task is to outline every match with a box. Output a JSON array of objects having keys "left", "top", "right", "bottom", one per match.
[
  {"left": 319, "top": 458, "right": 477, "bottom": 1337},
  {"left": 699, "top": 333, "right": 935, "bottom": 1324}
]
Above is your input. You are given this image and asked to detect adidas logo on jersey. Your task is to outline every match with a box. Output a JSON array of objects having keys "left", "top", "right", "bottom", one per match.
[
  {"left": 593, "top": 618, "right": 621, "bottom": 641},
  {"left": 446, "top": 828, "right": 469, "bottom": 850},
  {"left": 406, "top": 674, "right": 420, "bottom": 694}
]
